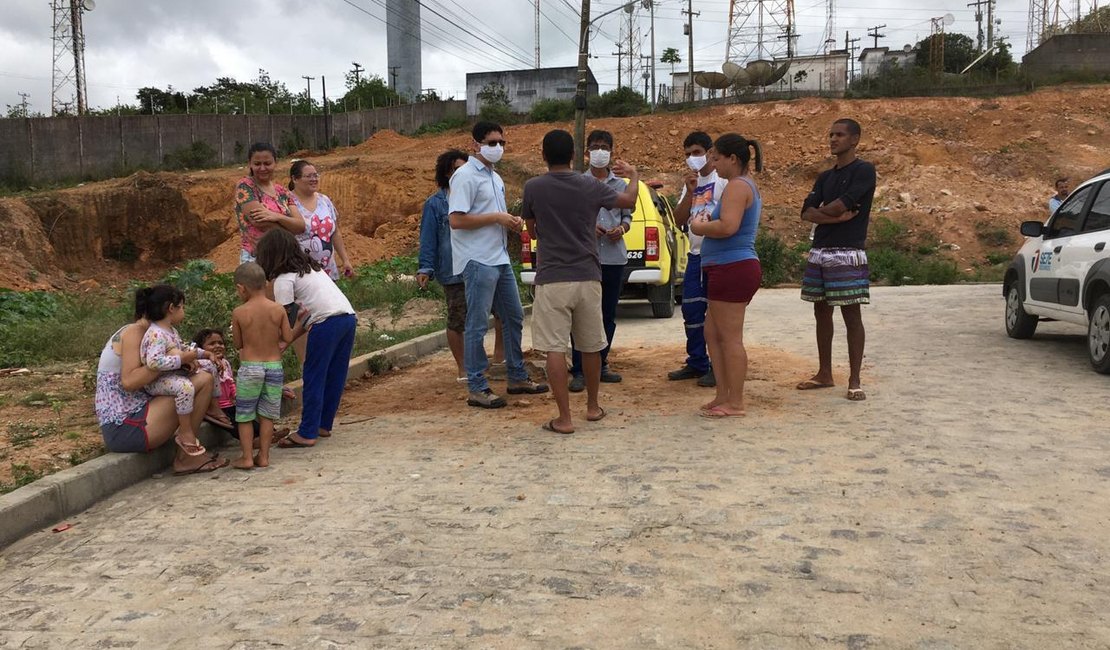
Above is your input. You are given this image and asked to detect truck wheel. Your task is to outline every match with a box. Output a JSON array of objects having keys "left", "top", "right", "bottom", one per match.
[
  {"left": 1005, "top": 283, "right": 1038, "bottom": 339},
  {"left": 1089, "top": 292, "right": 1110, "bottom": 374},
  {"left": 650, "top": 278, "right": 676, "bottom": 318}
]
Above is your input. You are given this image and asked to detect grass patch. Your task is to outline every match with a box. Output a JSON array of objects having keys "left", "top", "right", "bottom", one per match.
[
  {"left": 6, "top": 422, "right": 59, "bottom": 448},
  {"left": 975, "top": 221, "right": 1015, "bottom": 249},
  {"left": 1, "top": 463, "right": 44, "bottom": 493}
]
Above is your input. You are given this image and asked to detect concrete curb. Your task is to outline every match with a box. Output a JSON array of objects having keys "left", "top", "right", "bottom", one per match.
[{"left": 0, "top": 328, "right": 449, "bottom": 550}]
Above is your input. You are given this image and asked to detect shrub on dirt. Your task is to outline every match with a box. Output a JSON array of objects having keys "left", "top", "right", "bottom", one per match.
[
  {"left": 413, "top": 116, "right": 468, "bottom": 136},
  {"left": 755, "top": 232, "right": 807, "bottom": 286},
  {"left": 530, "top": 99, "right": 574, "bottom": 123},
  {"left": 163, "top": 141, "right": 217, "bottom": 171},
  {"left": 589, "top": 87, "right": 649, "bottom": 118},
  {"left": 975, "top": 221, "right": 1014, "bottom": 248}
]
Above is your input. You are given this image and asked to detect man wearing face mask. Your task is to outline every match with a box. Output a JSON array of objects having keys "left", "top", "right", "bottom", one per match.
[
  {"left": 669, "top": 131, "right": 728, "bottom": 388},
  {"left": 567, "top": 130, "right": 633, "bottom": 393},
  {"left": 449, "top": 121, "right": 549, "bottom": 409}
]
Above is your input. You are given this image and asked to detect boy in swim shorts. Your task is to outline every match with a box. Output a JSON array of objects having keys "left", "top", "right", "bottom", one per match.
[{"left": 230, "top": 262, "right": 303, "bottom": 469}]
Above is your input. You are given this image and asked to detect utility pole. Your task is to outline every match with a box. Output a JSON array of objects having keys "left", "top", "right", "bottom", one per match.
[
  {"left": 682, "top": 0, "right": 699, "bottom": 103},
  {"left": 535, "top": 0, "right": 541, "bottom": 68},
  {"left": 845, "top": 31, "right": 860, "bottom": 87},
  {"left": 302, "top": 75, "right": 315, "bottom": 114},
  {"left": 388, "top": 66, "right": 400, "bottom": 92},
  {"left": 17, "top": 92, "right": 30, "bottom": 118},
  {"left": 647, "top": 0, "right": 656, "bottom": 111},
  {"left": 867, "top": 24, "right": 886, "bottom": 49},
  {"left": 627, "top": 4, "right": 635, "bottom": 96},
  {"left": 968, "top": 0, "right": 988, "bottom": 50},
  {"left": 574, "top": 0, "right": 591, "bottom": 172},
  {"left": 351, "top": 62, "right": 364, "bottom": 86},
  {"left": 986, "top": 0, "right": 995, "bottom": 48},
  {"left": 612, "top": 42, "right": 627, "bottom": 88}
]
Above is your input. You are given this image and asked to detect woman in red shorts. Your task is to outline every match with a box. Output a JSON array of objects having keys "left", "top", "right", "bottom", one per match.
[{"left": 689, "top": 133, "right": 763, "bottom": 418}]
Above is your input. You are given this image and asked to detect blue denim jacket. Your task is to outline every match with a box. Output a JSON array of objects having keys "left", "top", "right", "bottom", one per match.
[{"left": 417, "top": 189, "right": 463, "bottom": 285}]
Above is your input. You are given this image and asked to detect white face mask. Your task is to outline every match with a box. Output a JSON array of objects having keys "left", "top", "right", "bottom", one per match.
[
  {"left": 479, "top": 143, "right": 504, "bottom": 163},
  {"left": 686, "top": 155, "right": 707, "bottom": 172},
  {"left": 589, "top": 149, "right": 611, "bottom": 169}
]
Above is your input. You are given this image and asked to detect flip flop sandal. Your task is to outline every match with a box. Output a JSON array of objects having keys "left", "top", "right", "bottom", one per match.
[
  {"left": 174, "top": 435, "right": 208, "bottom": 456},
  {"left": 846, "top": 388, "right": 867, "bottom": 401},
  {"left": 796, "top": 379, "right": 835, "bottom": 390},
  {"left": 699, "top": 406, "right": 746, "bottom": 418},
  {"left": 277, "top": 436, "right": 315, "bottom": 449},
  {"left": 271, "top": 428, "right": 292, "bottom": 444},
  {"left": 586, "top": 407, "right": 607, "bottom": 422},
  {"left": 541, "top": 419, "right": 574, "bottom": 435},
  {"left": 203, "top": 414, "right": 235, "bottom": 432},
  {"left": 173, "top": 456, "right": 228, "bottom": 476}
]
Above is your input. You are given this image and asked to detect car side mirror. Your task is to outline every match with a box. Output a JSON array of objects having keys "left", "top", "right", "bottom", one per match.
[{"left": 1020, "top": 221, "right": 1044, "bottom": 237}]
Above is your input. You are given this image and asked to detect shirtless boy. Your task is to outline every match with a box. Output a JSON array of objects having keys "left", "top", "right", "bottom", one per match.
[{"left": 230, "top": 262, "right": 301, "bottom": 469}]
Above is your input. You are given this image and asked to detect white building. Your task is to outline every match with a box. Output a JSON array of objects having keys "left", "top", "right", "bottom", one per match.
[
  {"left": 771, "top": 52, "right": 850, "bottom": 93},
  {"left": 668, "top": 71, "right": 708, "bottom": 103},
  {"left": 858, "top": 46, "right": 916, "bottom": 78}
]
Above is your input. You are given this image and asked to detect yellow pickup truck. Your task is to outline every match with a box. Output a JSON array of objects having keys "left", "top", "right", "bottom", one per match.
[{"left": 520, "top": 179, "right": 689, "bottom": 318}]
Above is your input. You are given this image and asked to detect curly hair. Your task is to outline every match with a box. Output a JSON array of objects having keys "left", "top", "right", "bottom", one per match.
[
  {"left": 255, "top": 228, "right": 321, "bottom": 279},
  {"left": 435, "top": 150, "right": 469, "bottom": 190}
]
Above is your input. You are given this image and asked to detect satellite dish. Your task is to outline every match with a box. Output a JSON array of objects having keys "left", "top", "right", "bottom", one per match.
[
  {"left": 695, "top": 71, "right": 731, "bottom": 90},
  {"left": 903, "top": 44, "right": 913, "bottom": 53},
  {"left": 82, "top": 0, "right": 95, "bottom": 10},
  {"left": 943, "top": 13, "right": 955, "bottom": 26},
  {"left": 722, "top": 61, "right": 743, "bottom": 81}
]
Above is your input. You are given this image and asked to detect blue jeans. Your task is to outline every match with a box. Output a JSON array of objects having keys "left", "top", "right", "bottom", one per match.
[
  {"left": 299, "top": 314, "right": 357, "bottom": 439},
  {"left": 570, "top": 264, "right": 626, "bottom": 376},
  {"left": 681, "top": 253, "right": 710, "bottom": 373},
  {"left": 462, "top": 261, "right": 527, "bottom": 392}
]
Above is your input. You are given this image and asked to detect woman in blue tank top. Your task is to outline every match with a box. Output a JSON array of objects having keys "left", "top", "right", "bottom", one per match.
[{"left": 689, "top": 133, "right": 764, "bottom": 418}]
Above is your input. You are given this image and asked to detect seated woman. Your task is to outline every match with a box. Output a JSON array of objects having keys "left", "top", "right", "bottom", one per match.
[{"left": 94, "top": 285, "right": 229, "bottom": 475}]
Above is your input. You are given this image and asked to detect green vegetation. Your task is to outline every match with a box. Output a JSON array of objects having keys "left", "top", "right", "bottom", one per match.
[
  {"left": 0, "top": 256, "right": 441, "bottom": 380},
  {"left": 413, "top": 116, "right": 469, "bottom": 136},
  {"left": 530, "top": 98, "right": 575, "bottom": 123},
  {"left": 477, "top": 82, "right": 514, "bottom": 124},
  {"left": 590, "top": 87, "right": 650, "bottom": 118},
  {"left": 163, "top": 141, "right": 217, "bottom": 171}
]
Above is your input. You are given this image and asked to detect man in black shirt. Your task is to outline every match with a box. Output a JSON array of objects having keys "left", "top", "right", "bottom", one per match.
[{"left": 797, "top": 118, "right": 876, "bottom": 401}]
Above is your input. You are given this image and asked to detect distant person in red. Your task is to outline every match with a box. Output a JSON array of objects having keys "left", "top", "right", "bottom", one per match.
[{"left": 798, "top": 118, "right": 877, "bottom": 401}]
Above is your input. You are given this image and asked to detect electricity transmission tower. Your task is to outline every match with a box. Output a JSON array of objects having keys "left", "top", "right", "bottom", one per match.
[
  {"left": 52, "top": 0, "right": 92, "bottom": 116},
  {"left": 726, "top": 0, "right": 797, "bottom": 64}
]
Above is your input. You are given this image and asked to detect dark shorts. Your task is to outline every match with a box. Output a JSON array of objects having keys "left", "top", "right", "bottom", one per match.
[
  {"left": 801, "top": 248, "right": 870, "bottom": 306},
  {"left": 100, "top": 402, "right": 152, "bottom": 453},
  {"left": 444, "top": 282, "right": 466, "bottom": 333},
  {"left": 704, "top": 259, "right": 762, "bottom": 303}
]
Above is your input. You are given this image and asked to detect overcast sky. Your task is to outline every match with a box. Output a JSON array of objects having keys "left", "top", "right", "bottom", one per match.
[{"left": 0, "top": 0, "right": 1063, "bottom": 115}]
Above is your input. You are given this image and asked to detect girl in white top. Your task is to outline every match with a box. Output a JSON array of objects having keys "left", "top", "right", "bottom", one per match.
[{"left": 255, "top": 228, "right": 357, "bottom": 448}]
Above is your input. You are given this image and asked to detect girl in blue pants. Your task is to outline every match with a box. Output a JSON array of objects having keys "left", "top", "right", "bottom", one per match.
[{"left": 255, "top": 229, "right": 357, "bottom": 447}]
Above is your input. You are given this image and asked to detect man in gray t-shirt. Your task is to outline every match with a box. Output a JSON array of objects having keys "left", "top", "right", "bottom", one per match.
[
  {"left": 568, "top": 130, "right": 633, "bottom": 391},
  {"left": 522, "top": 129, "right": 639, "bottom": 434}
]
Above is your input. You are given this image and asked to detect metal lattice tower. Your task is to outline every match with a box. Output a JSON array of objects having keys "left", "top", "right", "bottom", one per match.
[
  {"left": 824, "top": 0, "right": 837, "bottom": 91},
  {"left": 1028, "top": 0, "right": 1051, "bottom": 50},
  {"left": 726, "top": 0, "right": 797, "bottom": 64},
  {"left": 51, "top": 0, "right": 88, "bottom": 116}
]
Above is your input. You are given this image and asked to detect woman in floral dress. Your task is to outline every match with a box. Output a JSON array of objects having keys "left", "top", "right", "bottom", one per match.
[{"left": 234, "top": 143, "right": 309, "bottom": 263}]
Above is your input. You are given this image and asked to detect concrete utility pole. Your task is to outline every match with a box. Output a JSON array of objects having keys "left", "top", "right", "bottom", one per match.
[
  {"left": 17, "top": 92, "right": 30, "bottom": 117},
  {"left": 302, "top": 75, "right": 315, "bottom": 113},
  {"left": 968, "top": 0, "right": 988, "bottom": 50},
  {"left": 867, "top": 24, "right": 886, "bottom": 49},
  {"left": 388, "top": 66, "right": 400, "bottom": 91},
  {"left": 535, "top": 0, "right": 541, "bottom": 68},
  {"left": 575, "top": 1, "right": 640, "bottom": 171},
  {"left": 351, "top": 62, "right": 364, "bottom": 86},
  {"left": 986, "top": 0, "right": 995, "bottom": 48},
  {"left": 845, "top": 31, "right": 860, "bottom": 86},
  {"left": 682, "top": 0, "right": 699, "bottom": 103},
  {"left": 647, "top": 0, "right": 656, "bottom": 110},
  {"left": 627, "top": 5, "right": 635, "bottom": 95},
  {"left": 612, "top": 42, "right": 627, "bottom": 88}
]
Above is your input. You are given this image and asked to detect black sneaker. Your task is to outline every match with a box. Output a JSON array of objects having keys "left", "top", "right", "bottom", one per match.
[
  {"left": 467, "top": 389, "right": 507, "bottom": 408},
  {"left": 600, "top": 368, "right": 622, "bottom": 383},
  {"left": 667, "top": 365, "right": 704, "bottom": 381},
  {"left": 568, "top": 374, "right": 585, "bottom": 393},
  {"left": 696, "top": 368, "right": 717, "bottom": 388}
]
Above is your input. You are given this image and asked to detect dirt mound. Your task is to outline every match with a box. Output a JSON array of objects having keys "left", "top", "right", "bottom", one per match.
[{"left": 1, "top": 86, "right": 1107, "bottom": 290}]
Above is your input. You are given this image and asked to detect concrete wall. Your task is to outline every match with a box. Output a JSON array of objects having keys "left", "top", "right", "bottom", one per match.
[
  {"left": 386, "top": 0, "right": 422, "bottom": 100},
  {"left": 0, "top": 101, "right": 466, "bottom": 186},
  {"left": 859, "top": 47, "right": 916, "bottom": 79},
  {"left": 775, "top": 54, "right": 849, "bottom": 93},
  {"left": 467, "top": 67, "right": 598, "bottom": 115},
  {"left": 1022, "top": 33, "right": 1110, "bottom": 77}
]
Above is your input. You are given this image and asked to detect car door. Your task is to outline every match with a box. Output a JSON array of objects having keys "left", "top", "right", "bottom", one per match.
[
  {"left": 1058, "top": 181, "right": 1110, "bottom": 317},
  {"left": 1026, "top": 184, "right": 1093, "bottom": 319}
]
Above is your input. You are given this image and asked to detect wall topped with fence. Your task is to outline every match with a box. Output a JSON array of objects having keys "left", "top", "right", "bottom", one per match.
[{"left": 0, "top": 100, "right": 466, "bottom": 187}]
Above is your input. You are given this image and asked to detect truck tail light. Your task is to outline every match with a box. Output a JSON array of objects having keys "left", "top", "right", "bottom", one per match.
[
  {"left": 645, "top": 227, "right": 659, "bottom": 261},
  {"left": 521, "top": 229, "right": 532, "bottom": 264}
]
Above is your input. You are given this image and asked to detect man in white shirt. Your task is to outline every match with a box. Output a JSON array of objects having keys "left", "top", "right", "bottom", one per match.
[
  {"left": 1049, "top": 177, "right": 1070, "bottom": 215},
  {"left": 449, "top": 121, "right": 549, "bottom": 408},
  {"left": 669, "top": 131, "right": 727, "bottom": 388}
]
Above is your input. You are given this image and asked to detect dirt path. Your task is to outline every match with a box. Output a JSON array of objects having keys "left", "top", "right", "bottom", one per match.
[{"left": 1, "top": 285, "right": 1108, "bottom": 648}]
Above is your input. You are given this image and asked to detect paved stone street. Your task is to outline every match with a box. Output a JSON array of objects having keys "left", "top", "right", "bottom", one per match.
[{"left": 2, "top": 285, "right": 1109, "bottom": 649}]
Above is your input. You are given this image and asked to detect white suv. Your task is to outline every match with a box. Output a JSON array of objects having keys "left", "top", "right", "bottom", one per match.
[{"left": 1004, "top": 170, "right": 1110, "bottom": 373}]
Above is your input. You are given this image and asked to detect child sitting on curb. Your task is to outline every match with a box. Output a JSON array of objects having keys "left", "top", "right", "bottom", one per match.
[{"left": 230, "top": 262, "right": 303, "bottom": 470}]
